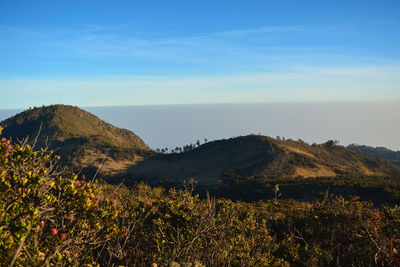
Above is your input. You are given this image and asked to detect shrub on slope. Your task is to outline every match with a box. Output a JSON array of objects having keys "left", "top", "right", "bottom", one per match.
[{"left": 1, "top": 127, "right": 399, "bottom": 266}]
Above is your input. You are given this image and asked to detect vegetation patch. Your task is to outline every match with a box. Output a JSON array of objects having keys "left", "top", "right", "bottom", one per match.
[{"left": 1, "top": 128, "right": 400, "bottom": 266}]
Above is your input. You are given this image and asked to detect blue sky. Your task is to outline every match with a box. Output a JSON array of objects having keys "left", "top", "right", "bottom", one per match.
[{"left": 1, "top": 0, "right": 400, "bottom": 109}]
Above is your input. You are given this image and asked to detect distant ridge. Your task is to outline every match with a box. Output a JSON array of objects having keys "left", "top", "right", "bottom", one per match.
[
  {"left": 347, "top": 144, "right": 400, "bottom": 167},
  {"left": 0, "top": 105, "right": 151, "bottom": 175}
]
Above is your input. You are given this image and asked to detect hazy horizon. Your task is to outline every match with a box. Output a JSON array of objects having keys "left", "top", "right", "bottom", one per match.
[
  {"left": 1, "top": 1, "right": 400, "bottom": 108},
  {"left": 1, "top": 102, "right": 399, "bottom": 151},
  {"left": 1, "top": 2, "right": 400, "bottom": 265},
  {"left": 1, "top": 1, "right": 399, "bottom": 150}
]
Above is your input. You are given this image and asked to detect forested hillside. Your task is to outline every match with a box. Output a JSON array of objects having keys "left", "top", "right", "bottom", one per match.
[{"left": 348, "top": 144, "right": 400, "bottom": 166}]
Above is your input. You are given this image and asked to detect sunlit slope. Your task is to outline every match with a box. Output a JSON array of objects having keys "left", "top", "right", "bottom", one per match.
[
  {"left": 0, "top": 105, "right": 151, "bottom": 175},
  {"left": 125, "top": 135, "right": 400, "bottom": 185},
  {"left": 2, "top": 105, "right": 399, "bottom": 203}
]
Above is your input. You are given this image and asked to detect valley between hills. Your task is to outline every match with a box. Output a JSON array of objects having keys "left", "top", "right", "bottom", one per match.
[
  {"left": 3, "top": 1, "right": 400, "bottom": 265},
  {"left": 2, "top": 104, "right": 400, "bottom": 204},
  {"left": 2, "top": 104, "right": 400, "bottom": 266}
]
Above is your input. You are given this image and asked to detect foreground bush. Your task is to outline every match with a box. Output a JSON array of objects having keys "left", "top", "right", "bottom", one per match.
[{"left": 0, "top": 128, "right": 399, "bottom": 266}]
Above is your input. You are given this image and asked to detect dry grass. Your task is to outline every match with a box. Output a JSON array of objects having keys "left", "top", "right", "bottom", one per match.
[
  {"left": 282, "top": 145, "right": 316, "bottom": 159},
  {"left": 3, "top": 105, "right": 399, "bottom": 187},
  {"left": 294, "top": 164, "right": 336, "bottom": 178}
]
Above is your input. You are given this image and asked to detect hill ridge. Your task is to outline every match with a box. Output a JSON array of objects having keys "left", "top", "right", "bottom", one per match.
[
  {"left": 124, "top": 134, "right": 400, "bottom": 185},
  {"left": 0, "top": 104, "right": 151, "bottom": 175},
  {"left": 2, "top": 105, "right": 400, "bottom": 203},
  {"left": 347, "top": 143, "right": 400, "bottom": 167}
]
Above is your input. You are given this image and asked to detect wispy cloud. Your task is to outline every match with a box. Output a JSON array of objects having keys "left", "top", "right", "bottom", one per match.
[
  {"left": 0, "top": 24, "right": 315, "bottom": 64},
  {"left": 3, "top": 23, "right": 398, "bottom": 75},
  {"left": 58, "top": 25, "right": 303, "bottom": 58},
  {"left": 1, "top": 65, "right": 399, "bottom": 109},
  {"left": 221, "top": 26, "right": 304, "bottom": 36},
  {"left": 2, "top": 22, "right": 400, "bottom": 106}
]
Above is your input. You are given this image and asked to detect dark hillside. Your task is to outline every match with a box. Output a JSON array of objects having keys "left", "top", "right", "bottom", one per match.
[{"left": 348, "top": 144, "right": 400, "bottom": 167}]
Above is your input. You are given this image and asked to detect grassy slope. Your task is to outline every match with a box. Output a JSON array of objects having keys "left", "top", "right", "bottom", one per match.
[
  {"left": 0, "top": 105, "right": 152, "bottom": 175},
  {"left": 120, "top": 135, "right": 400, "bottom": 204},
  {"left": 123, "top": 135, "right": 400, "bottom": 182},
  {"left": 2, "top": 105, "right": 400, "bottom": 203}
]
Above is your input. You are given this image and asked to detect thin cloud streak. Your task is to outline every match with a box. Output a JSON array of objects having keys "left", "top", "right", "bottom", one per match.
[
  {"left": 59, "top": 25, "right": 306, "bottom": 59},
  {"left": 221, "top": 26, "right": 304, "bottom": 36},
  {"left": 3, "top": 23, "right": 397, "bottom": 73},
  {"left": 0, "top": 24, "right": 316, "bottom": 61},
  {"left": 1, "top": 65, "right": 399, "bottom": 109}
]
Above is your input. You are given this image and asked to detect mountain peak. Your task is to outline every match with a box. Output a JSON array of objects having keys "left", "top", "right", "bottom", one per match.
[
  {"left": 2, "top": 104, "right": 148, "bottom": 148},
  {"left": 1, "top": 105, "right": 150, "bottom": 176}
]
